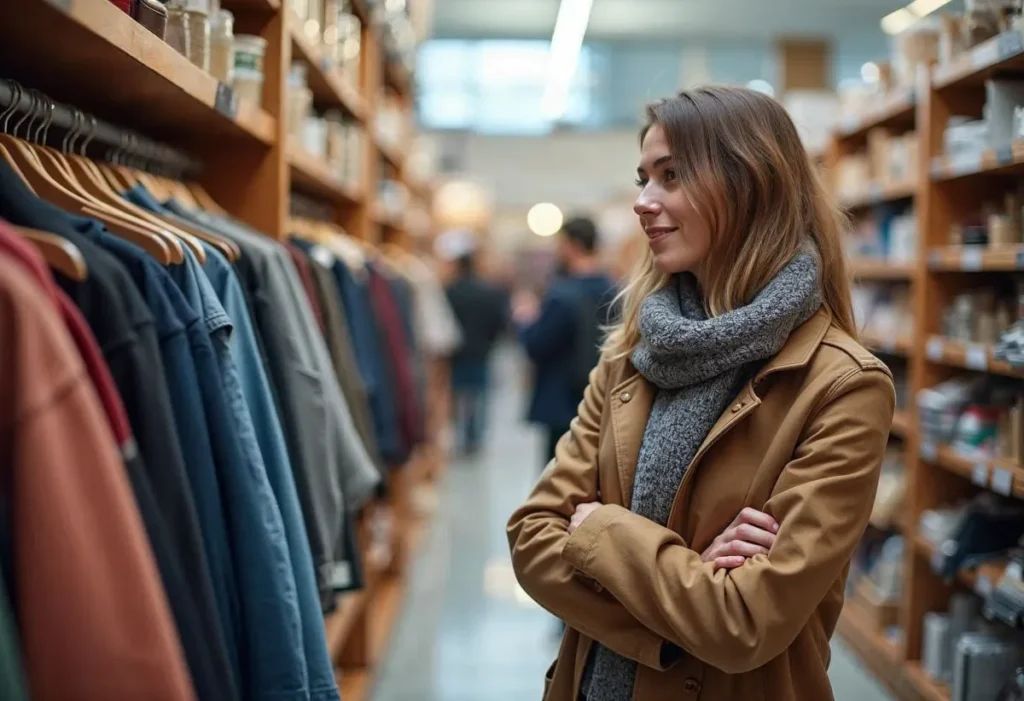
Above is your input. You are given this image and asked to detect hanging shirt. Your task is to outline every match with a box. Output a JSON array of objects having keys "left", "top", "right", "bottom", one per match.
[
  {"left": 88, "top": 229, "right": 242, "bottom": 701},
  {"left": 166, "top": 201, "right": 380, "bottom": 600},
  {"left": 0, "top": 165, "right": 231, "bottom": 701},
  {"left": 0, "top": 253, "right": 194, "bottom": 700},
  {"left": 202, "top": 245, "right": 342, "bottom": 701},
  {"left": 0, "top": 570, "right": 26, "bottom": 701}
]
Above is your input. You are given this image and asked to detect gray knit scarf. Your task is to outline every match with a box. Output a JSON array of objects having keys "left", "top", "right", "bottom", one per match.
[{"left": 582, "top": 252, "right": 822, "bottom": 701}]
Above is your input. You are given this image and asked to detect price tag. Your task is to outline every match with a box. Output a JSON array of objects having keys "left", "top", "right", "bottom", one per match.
[
  {"left": 921, "top": 441, "right": 938, "bottom": 462},
  {"left": 997, "top": 144, "right": 1016, "bottom": 165},
  {"left": 973, "top": 40, "right": 1001, "bottom": 69},
  {"left": 998, "top": 30, "right": 1024, "bottom": 60},
  {"left": 926, "top": 337, "right": 945, "bottom": 361},
  {"left": 965, "top": 343, "right": 989, "bottom": 371},
  {"left": 950, "top": 151, "right": 984, "bottom": 177},
  {"left": 961, "top": 247, "right": 984, "bottom": 271},
  {"left": 214, "top": 82, "right": 238, "bottom": 119},
  {"left": 991, "top": 467, "right": 1014, "bottom": 496},
  {"left": 972, "top": 463, "right": 989, "bottom": 487},
  {"left": 976, "top": 573, "right": 994, "bottom": 597}
]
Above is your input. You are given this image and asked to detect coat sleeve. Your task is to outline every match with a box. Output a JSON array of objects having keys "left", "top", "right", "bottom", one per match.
[
  {"left": 507, "top": 356, "right": 681, "bottom": 671},
  {"left": 560, "top": 366, "right": 894, "bottom": 674}
]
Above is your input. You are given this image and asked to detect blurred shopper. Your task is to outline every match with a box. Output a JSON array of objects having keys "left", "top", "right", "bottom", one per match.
[
  {"left": 514, "top": 216, "right": 616, "bottom": 468},
  {"left": 508, "top": 87, "right": 894, "bottom": 701},
  {"left": 444, "top": 245, "right": 508, "bottom": 456}
]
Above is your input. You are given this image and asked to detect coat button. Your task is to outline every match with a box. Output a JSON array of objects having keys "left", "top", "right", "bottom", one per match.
[
  {"left": 620, "top": 391, "right": 632, "bottom": 403},
  {"left": 683, "top": 678, "right": 701, "bottom": 694},
  {"left": 731, "top": 403, "right": 742, "bottom": 413}
]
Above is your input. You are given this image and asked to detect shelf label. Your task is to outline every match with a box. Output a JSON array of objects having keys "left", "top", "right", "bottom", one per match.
[
  {"left": 214, "top": 83, "right": 238, "bottom": 120},
  {"left": 997, "top": 144, "right": 1016, "bottom": 165},
  {"left": 972, "top": 463, "right": 989, "bottom": 487},
  {"left": 976, "top": 573, "right": 994, "bottom": 598},
  {"left": 921, "top": 440, "right": 938, "bottom": 462},
  {"left": 974, "top": 40, "right": 1002, "bottom": 69},
  {"left": 926, "top": 337, "right": 945, "bottom": 361},
  {"left": 998, "top": 30, "right": 1024, "bottom": 60},
  {"left": 961, "top": 247, "right": 984, "bottom": 271},
  {"left": 991, "top": 467, "right": 1014, "bottom": 496},
  {"left": 965, "top": 343, "right": 989, "bottom": 371},
  {"left": 950, "top": 151, "right": 984, "bottom": 177}
]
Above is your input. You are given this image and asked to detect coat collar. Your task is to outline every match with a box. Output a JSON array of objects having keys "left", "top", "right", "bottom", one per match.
[{"left": 752, "top": 305, "right": 833, "bottom": 387}]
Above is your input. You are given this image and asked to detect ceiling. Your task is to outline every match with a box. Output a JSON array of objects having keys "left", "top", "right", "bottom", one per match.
[{"left": 430, "top": 0, "right": 908, "bottom": 41}]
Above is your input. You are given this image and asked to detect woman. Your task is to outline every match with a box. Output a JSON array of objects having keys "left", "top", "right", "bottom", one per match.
[{"left": 506, "top": 86, "right": 894, "bottom": 701}]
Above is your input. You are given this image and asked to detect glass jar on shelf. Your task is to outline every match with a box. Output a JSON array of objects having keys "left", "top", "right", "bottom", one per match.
[
  {"left": 337, "top": 4, "right": 361, "bottom": 90},
  {"left": 232, "top": 34, "right": 268, "bottom": 107},
  {"left": 186, "top": 8, "right": 211, "bottom": 72},
  {"left": 209, "top": 10, "right": 235, "bottom": 83}
]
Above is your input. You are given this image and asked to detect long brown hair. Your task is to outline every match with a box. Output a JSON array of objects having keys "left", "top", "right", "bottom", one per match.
[{"left": 604, "top": 85, "right": 855, "bottom": 359}]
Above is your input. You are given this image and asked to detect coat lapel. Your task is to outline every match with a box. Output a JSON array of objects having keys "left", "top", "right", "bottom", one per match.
[{"left": 608, "top": 370, "right": 654, "bottom": 508}]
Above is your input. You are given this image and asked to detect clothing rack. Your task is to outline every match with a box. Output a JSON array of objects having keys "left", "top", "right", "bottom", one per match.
[
  {"left": 0, "top": 80, "right": 198, "bottom": 175},
  {"left": 0, "top": 2, "right": 442, "bottom": 700}
]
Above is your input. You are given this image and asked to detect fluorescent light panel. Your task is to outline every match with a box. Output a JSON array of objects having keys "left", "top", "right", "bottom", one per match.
[
  {"left": 541, "top": 0, "right": 595, "bottom": 121},
  {"left": 881, "top": 0, "right": 952, "bottom": 35}
]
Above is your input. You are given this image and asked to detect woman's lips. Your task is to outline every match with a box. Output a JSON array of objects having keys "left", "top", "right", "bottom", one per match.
[{"left": 645, "top": 227, "right": 677, "bottom": 246}]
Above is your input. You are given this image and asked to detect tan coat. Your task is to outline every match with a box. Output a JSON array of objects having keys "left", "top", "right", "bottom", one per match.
[{"left": 507, "top": 307, "right": 895, "bottom": 701}]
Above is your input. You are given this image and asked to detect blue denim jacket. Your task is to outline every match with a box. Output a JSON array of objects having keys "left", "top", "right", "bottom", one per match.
[
  {"left": 168, "top": 247, "right": 313, "bottom": 701},
  {"left": 202, "top": 246, "right": 341, "bottom": 701}
]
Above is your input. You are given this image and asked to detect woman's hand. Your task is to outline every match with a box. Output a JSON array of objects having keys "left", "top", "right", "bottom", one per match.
[
  {"left": 701, "top": 507, "right": 779, "bottom": 571},
  {"left": 568, "top": 502, "right": 602, "bottom": 535}
]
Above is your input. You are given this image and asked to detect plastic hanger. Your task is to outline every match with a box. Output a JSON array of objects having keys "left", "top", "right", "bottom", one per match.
[
  {"left": 14, "top": 224, "right": 87, "bottom": 281},
  {"left": 0, "top": 84, "right": 175, "bottom": 265}
]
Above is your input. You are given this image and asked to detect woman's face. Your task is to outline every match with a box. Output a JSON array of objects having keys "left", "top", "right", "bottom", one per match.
[{"left": 634, "top": 124, "right": 712, "bottom": 277}]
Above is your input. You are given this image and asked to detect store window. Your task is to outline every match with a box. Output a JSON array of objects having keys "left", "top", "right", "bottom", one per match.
[{"left": 416, "top": 39, "right": 593, "bottom": 133}]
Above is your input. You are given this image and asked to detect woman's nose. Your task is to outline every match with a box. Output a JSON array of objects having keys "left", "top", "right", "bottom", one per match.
[{"left": 634, "top": 190, "right": 662, "bottom": 217}]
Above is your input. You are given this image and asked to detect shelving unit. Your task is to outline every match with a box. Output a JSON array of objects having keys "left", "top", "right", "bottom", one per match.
[
  {"left": 0, "top": 3, "right": 439, "bottom": 700},
  {"left": 825, "top": 25, "right": 1024, "bottom": 701}
]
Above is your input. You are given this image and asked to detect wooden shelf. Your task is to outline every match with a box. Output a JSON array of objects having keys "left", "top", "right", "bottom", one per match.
[
  {"left": 0, "top": 0, "right": 276, "bottom": 146},
  {"left": 834, "top": 605, "right": 915, "bottom": 699},
  {"left": 288, "top": 141, "right": 364, "bottom": 206},
  {"left": 376, "top": 137, "right": 404, "bottom": 171},
  {"left": 384, "top": 61, "right": 412, "bottom": 97},
  {"left": 289, "top": 14, "right": 367, "bottom": 121},
  {"left": 922, "top": 443, "right": 1024, "bottom": 500},
  {"left": 930, "top": 140, "right": 1024, "bottom": 181},
  {"left": 924, "top": 336, "right": 1023, "bottom": 378},
  {"left": 850, "top": 258, "right": 915, "bottom": 281},
  {"left": 927, "top": 245, "right": 1024, "bottom": 272},
  {"left": 891, "top": 410, "right": 912, "bottom": 439},
  {"left": 839, "top": 180, "right": 917, "bottom": 210},
  {"left": 835, "top": 89, "right": 917, "bottom": 141},
  {"left": 903, "top": 663, "right": 951, "bottom": 701},
  {"left": 933, "top": 29, "right": 1024, "bottom": 90},
  {"left": 373, "top": 204, "right": 404, "bottom": 230},
  {"left": 861, "top": 332, "right": 912, "bottom": 357}
]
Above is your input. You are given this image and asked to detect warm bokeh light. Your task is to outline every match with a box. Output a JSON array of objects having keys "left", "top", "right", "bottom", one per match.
[{"left": 526, "top": 202, "right": 563, "bottom": 237}]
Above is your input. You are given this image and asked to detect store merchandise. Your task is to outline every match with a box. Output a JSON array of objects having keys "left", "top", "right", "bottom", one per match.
[
  {"left": 233, "top": 34, "right": 267, "bottom": 107},
  {"left": 852, "top": 282, "right": 913, "bottom": 340},
  {"left": 836, "top": 130, "right": 919, "bottom": 202},
  {"left": 135, "top": 0, "right": 169, "bottom": 39},
  {"left": 847, "top": 207, "right": 916, "bottom": 263},
  {"left": 0, "top": 83, "right": 446, "bottom": 700},
  {"left": 940, "top": 282, "right": 1021, "bottom": 345},
  {"left": 918, "top": 376, "right": 1024, "bottom": 461},
  {"left": 209, "top": 10, "right": 235, "bottom": 84},
  {"left": 954, "top": 633, "right": 1024, "bottom": 700}
]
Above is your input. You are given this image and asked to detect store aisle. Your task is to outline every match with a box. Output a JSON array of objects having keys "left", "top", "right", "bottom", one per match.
[{"left": 371, "top": 346, "right": 894, "bottom": 701}]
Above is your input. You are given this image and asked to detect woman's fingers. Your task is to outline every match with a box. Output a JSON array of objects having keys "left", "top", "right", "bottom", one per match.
[
  {"left": 736, "top": 507, "right": 779, "bottom": 534},
  {"left": 732, "top": 523, "right": 777, "bottom": 549},
  {"left": 716, "top": 539, "right": 769, "bottom": 559},
  {"left": 713, "top": 556, "right": 747, "bottom": 571}
]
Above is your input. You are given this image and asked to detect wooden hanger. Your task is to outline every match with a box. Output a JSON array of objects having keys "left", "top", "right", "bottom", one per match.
[
  {"left": 185, "top": 181, "right": 229, "bottom": 216},
  {"left": 14, "top": 225, "right": 87, "bottom": 281},
  {"left": 0, "top": 88, "right": 177, "bottom": 265}
]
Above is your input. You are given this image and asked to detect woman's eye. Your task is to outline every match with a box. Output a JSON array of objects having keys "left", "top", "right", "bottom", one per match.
[
  {"left": 664, "top": 168, "right": 677, "bottom": 181},
  {"left": 634, "top": 178, "right": 647, "bottom": 188}
]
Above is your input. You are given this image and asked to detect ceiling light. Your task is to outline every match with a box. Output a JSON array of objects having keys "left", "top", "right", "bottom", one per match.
[
  {"left": 746, "top": 79, "right": 775, "bottom": 97},
  {"left": 527, "top": 203, "right": 564, "bottom": 237},
  {"left": 907, "top": 0, "right": 952, "bottom": 16},
  {"left": 541, "top": 0, "right": 594, "bottom": 121},
  {"left": 861, "top": 62, "right": 881, "bottom": 83},
  {"left": 881, "top": 8, "right": 918, "bottom": 35}
]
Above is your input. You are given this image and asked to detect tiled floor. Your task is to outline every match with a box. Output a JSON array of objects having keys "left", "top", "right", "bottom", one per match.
[{"left": 371, "top": 347, "right": 895, "bottom": 701}]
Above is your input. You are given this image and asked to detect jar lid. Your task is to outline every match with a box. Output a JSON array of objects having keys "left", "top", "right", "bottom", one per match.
[{"left": 234, "top": 34, "right": 268, "bottom": 52}]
